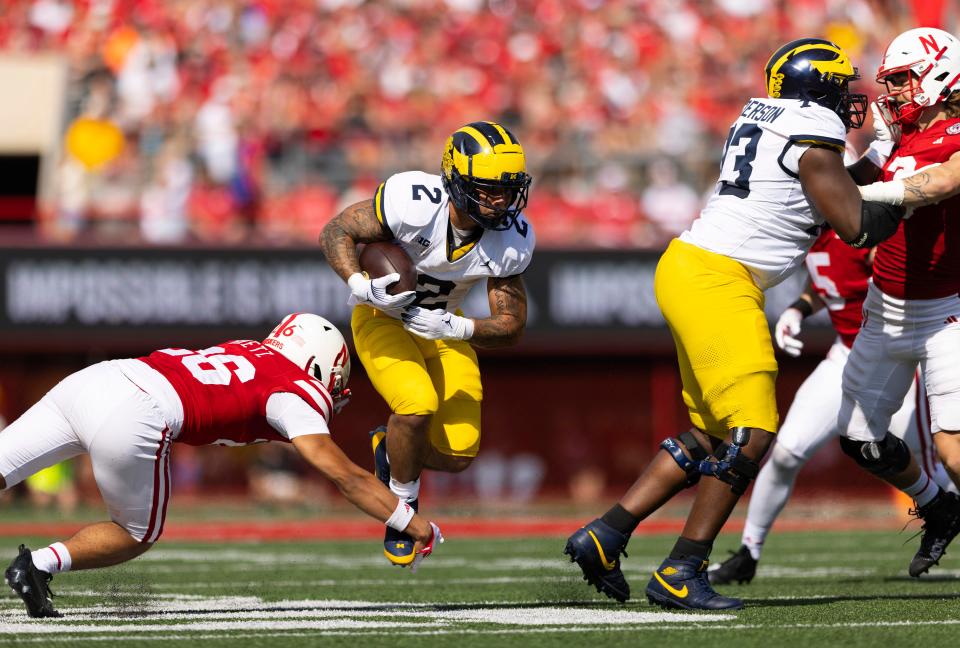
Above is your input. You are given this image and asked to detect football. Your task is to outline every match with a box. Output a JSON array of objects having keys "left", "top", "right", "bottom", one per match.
[{"left": 358, "top": 242, "right": 418, "bottom": 295}]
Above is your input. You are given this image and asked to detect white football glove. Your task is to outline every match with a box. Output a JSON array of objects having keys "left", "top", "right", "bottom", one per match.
[
  {"left": 347, "top": 272, "right": 416, "bottom": 311},
  {"left": 401, "top": 306, "right": 474, "bottom": 341},
  {"left": 774, "top": 307, "right": 804, "bottom": 357},
  {"left": 410, "top": 522, "right": 444, "bottom": 574},
  {"left": 865, "top": 102, "right": 900, "bottom": 168}
]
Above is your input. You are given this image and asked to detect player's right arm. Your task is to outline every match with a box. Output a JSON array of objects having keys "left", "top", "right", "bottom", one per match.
[
  {"left": 291, "top": 433, "right": 439, "bottom": 552},
  {"left": 798, "top": 147, "right": 904, "bottom": 249},
  {"left": 319, "top": 198, "right": 415, "bottom": 309},
  {"left": 319, "top": 199, "right": 392, "bottom": 281}
]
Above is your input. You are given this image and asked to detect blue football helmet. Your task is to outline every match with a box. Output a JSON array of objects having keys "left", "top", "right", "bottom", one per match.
[{"left": 765, "top": 38, "right": 868, "bottom": 129}]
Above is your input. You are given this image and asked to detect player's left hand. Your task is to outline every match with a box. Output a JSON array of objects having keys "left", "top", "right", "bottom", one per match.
[
  {"left": 871, "top": 101, "right": 901, "bottom": 146},
  {"left": 410, "top": 522, "right": 444, "bottom": 573},
  {"left": 774, "top": 307, "right": 804, "bottom": 357},
  {"left": 401, "top": 307, "right": 474, "bottom": 341}
]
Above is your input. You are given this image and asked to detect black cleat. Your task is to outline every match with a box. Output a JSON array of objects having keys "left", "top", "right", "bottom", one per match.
[
  {"left": 646, "top": 555, "right": 742, "bottom": 611},
  {"left": 370, "top": 426, "right": 390, "bottom": 488},
  {"left": 564, "top": 519, "right": 631, "bottom": 602},
  {"left": 909, "top": 491, "right": 960, "bottom": 577},
  {"left": 5, "top": 545, "right": 61, "bottom": 618},
  {"left": 708, "top": 545, "right": 758, "bottom": 585}
]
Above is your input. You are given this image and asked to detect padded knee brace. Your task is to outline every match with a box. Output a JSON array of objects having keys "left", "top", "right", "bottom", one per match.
[
  {"left": 839, "top": 433, "right": 911, "bottom": 479},
  {"left": 660, "top": 429, "right": 712, "bottom": 487},
  {"left": 710, "top": 442, "right": 760, "bottom": 495}
]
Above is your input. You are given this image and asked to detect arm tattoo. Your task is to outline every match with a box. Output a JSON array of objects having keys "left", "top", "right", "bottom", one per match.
[
  {"left": 903, "top": 172, "right": 934, "bottom": 206},
  {"left": 471, "top": 275, "right": 527, "bottom": 348},
  {"left": 318, "top": 200, "right": 391, "bottom": 280}
]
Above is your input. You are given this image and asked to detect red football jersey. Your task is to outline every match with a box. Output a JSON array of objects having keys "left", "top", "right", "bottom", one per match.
[
  {"left": 873, "top": 117, "right": 960, "bottom": 299},
  {"left": 805, "top": 229, "right": 871, "bottom": 348},
  {"left": 140, "top": 340, "right": 333, "bottom": 446}
]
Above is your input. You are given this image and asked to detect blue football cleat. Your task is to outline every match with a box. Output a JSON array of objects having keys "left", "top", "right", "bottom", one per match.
[
  {"left": 646, "top": 556, "right": 743, "bottom": 610},
  {"left": 564, "top": 519, "right": 631, "bottom": 602},
  {"left": 370, "top": 427, "right": 418, "bottom": 566}
]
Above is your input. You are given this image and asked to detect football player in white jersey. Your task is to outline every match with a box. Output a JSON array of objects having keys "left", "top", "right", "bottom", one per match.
[
  {"left": 320, "top": 121, "right": 534, "bottom": 565},
  {"left": 566, "top": 38, "right": 910, "bottom": 611}
]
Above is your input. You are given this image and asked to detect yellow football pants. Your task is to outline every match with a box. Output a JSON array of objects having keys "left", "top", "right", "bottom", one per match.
[
  {"left": 351, "top": 305, "right": 483, "bottom": 457},
  {"left": 655, "top": 239, "right": 779, "bottom": 439}
]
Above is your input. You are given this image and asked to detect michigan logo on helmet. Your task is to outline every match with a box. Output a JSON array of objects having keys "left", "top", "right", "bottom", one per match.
[
  {"left": 765, "top": 38, "right": 867, "bottom": 129},
  {"left": 876, "top": 28, "right": 960, "bottom": 127},
  {"left": 440, "top": 121, "right": 532, "bottom": 231},
  {"left": 264, "top": 313, "right": 351, "bottom": 405}
]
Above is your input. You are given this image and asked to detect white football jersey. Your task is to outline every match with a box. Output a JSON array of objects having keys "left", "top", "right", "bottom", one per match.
[
  {"left": 680, "top": 97, "right": 847, "bottom": 290},
  {"left": 375, "top": 170, "right": 536, "bottom": 312}
]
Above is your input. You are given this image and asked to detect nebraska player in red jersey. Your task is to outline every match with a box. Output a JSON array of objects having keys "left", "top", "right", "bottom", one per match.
[
  {"left": 0, "top": 314, "right": 442, "bottom": 618},
  {"left": 837, "top": 27, "right": 960, "bottom": 578},
  {"left": 710, "top": 228, "right": 955, "bottom": 585}
]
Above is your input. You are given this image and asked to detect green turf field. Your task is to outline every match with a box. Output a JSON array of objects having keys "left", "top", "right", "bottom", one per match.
[{"left": 1, "top": 529, "right": 959, "bottom": 647}]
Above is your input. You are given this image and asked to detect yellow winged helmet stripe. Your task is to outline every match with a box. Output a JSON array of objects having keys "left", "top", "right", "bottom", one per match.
[{"left": 767, "top": 43, "right": 855, "bottom": 98}]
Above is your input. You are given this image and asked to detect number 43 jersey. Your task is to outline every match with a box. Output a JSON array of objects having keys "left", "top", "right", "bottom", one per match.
[
  {"left": 374, "top": 170, "right": 536, "bottom": 312},
  {"left": 681, "top": 97, "right": 847, "bottom": 290}
]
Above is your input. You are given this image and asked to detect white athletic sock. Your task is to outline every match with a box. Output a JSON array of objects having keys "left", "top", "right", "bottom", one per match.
[
  {"left": 903, "top": 472, "right": 939, "bottom": 508},
  {"left": 389, "top": 477, "right": 420, "bottom": 504},
  {"left": 31, "top": 542, "right": 71, "bottom": 575},
  {"left": 741, "top": 522, "right": 766, "bottom": 561},
  {"left": 740, "top": 445, "right": 805, "bottom": 561}
]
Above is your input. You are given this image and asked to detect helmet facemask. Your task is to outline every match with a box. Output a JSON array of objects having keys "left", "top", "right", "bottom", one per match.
[
  {"left": 802, "top": 70, "right": 867, "bottom": 129},
  {"left": 446, "top": 166, "right": 531, "bottom": 231}
]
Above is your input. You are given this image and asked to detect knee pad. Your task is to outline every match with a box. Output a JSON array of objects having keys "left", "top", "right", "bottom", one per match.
[
  {"left": 770, "top": 443, "right": 806, "bottom": 474},
  {"left": 660, "top": 429, "right": 712, "bottom": 488},
  {"left": 839, "top": 434, "right": 911, "bottom": 478}
]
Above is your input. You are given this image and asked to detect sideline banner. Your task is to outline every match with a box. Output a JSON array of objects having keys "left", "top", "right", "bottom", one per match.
[{"left": 0, "top": 246, "right": 821, "bottom": 350}]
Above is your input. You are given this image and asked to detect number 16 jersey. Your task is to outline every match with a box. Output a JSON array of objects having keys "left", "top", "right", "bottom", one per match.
[
  {"left": 681, "top": 97, "right": 847, "bottom": 290},
  {"left": 374, "top": 171, "right": 536, "bottom": 312}
]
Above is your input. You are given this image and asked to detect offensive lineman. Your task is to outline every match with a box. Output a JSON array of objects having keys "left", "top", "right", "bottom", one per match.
[
  {"left": 710, "top": 227, "right": 956, "bottom": 585},
  {"left": 319, "top": 121, "right": 534, "bottom": 565},
  {"left": 565, "top": 38, "right": 908, "bottom": 611},
  {"left": 0, "top": 314, "right": 442, "bottom": 618}
]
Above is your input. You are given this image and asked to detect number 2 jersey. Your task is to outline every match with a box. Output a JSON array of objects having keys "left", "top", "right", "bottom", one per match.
[
  {"left": 374, "top": 171, "right": 536, "bottom": 312},
  {"left": 872, "top": 117, "right": 960, "bottom": 300},
  {"left": 119, "top": 340, "right": 334, "bottom": 446},
  {"left": 806, "top": 229, "right": 871, "bottom": 348},
  {"left": 681, "top": 97, "right": 848, "bottom": 290}
]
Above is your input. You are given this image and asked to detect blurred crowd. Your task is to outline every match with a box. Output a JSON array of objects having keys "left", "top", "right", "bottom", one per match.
[{"left": 0, "top": 0, "right": 945, "bottom": 248}]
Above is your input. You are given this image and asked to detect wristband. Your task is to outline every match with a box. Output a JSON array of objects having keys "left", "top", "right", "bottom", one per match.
[
  {"left": 462, "top": 317, "right": 475, "bottom": 340},
  {"left": 859, "top": 179, "right": 905, "bottom": 206},
  {"left": 385, "top": 498, "right": 415, "bottom": 532},
  {"left": 347, "top": 272, "right": 368, "bottom": 291},
  {"left": 789, "top": 298, "right": 814, "bottom": 318}
]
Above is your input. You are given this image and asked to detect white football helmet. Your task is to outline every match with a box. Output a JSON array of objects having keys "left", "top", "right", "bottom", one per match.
[
  {"left": 264, "top": 313, "right": 351, "bottom": 408},
  {"left": 876, "top": 28, "right": 960, "bottom": 126}
]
